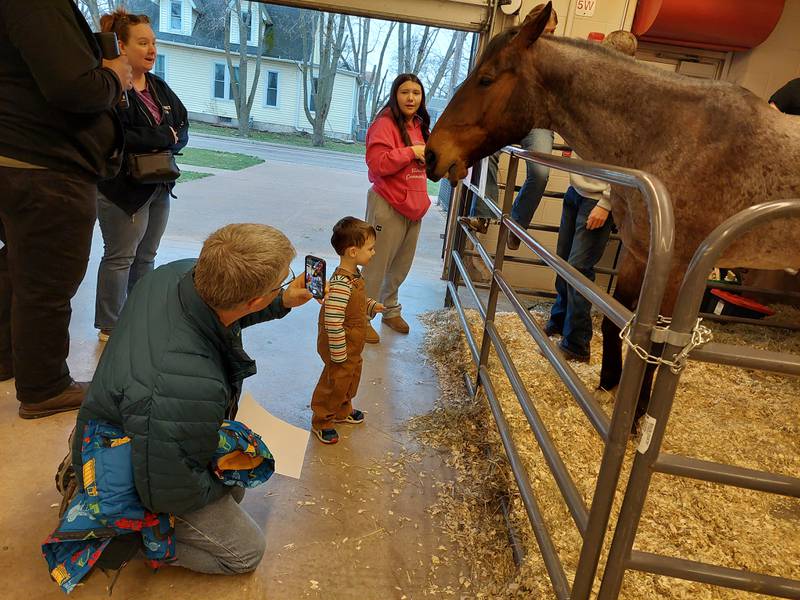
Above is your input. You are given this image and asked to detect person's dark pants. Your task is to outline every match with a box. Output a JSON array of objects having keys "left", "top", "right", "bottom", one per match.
[
  {"left": 546, "top": 186, "right": 613, "bottom": 357},
  {"left": 0, "top": 167, "right": 96, "bottom": 403}
]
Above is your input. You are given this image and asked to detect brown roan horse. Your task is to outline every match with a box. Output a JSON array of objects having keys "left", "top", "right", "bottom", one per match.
[{"left": 426, "top": 2, "right": 800, "bottom": 419}]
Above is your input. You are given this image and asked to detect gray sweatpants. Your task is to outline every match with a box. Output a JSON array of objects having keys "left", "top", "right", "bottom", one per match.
[{"left": 362, "top": 188, "right": 421, "bottom": 319}]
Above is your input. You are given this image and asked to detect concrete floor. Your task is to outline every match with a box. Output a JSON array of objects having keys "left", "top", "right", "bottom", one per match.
[{"left": 0, "top": 155, "right": 470, "bottom": 598}]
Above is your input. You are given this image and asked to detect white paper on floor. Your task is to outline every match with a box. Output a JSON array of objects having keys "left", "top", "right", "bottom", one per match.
[{"left": 235, "top": 392, "right": 310, "bottom": 479}]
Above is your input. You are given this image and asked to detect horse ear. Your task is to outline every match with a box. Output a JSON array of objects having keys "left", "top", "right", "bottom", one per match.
[{"left": 517, "top": 1, "right": 552, "bottom": 47}]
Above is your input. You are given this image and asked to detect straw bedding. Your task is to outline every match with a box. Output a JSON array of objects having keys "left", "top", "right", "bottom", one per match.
[{"left": 411, "top": 305, "right": 800, "bottom": 598}]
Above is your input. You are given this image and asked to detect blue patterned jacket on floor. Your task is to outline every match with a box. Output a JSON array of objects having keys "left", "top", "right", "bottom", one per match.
[{"left": 43, "top": 419, "right": 274, "bottom": 593}]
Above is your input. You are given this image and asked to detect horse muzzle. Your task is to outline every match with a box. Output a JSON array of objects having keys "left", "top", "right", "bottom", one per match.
[{"left": 425, "top": 149, "right": 467, "bottom": 185}]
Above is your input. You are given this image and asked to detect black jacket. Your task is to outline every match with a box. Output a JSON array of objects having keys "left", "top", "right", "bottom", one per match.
[
  {"left": 770, "top": 78, "right": 800, "bottom": 116},
  {"left": 0, "top": 0, "right": 123, "bottom": 181},
  {"left": 98, "top": 73, "right": 189, "bottom": 215}
]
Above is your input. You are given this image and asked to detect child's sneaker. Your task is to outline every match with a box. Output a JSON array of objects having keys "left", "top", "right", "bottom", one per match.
[
  {"left": 335, "top": 409, "right": 365, "bottom": 424},
  {"left": 313, "top": 428, "right": 339, "bottom": 444}
]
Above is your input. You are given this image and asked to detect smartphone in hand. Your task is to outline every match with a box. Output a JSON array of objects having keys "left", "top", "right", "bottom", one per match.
[{"left": 305, "top": 255, "right": 326, "bottom": 299}]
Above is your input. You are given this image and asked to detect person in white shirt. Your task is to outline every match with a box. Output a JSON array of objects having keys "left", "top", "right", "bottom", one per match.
[{"left": 543, "top": 30, "right": 637, "bottom": 361}]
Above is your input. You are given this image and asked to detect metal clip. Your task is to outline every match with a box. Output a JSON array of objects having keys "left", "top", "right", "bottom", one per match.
[{"left": 620, "top": 316, "right": 713, "bottom": 374}]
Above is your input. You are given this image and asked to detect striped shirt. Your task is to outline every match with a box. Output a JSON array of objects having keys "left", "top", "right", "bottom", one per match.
[{"left": 325, "top": 273, "right": 378, "bottom": 363}]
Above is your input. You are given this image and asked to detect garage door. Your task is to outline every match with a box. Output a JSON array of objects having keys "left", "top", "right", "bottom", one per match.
[
  {"left": 636, "top": 42, "right": 728, "bottom": 81},
  {"left": 261, "top": 0, "right": 492, "bottom": 31}
]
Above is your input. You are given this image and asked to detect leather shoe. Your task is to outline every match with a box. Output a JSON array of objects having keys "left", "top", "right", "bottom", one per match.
[
  {"left": 18, "top": 381, "right": 89, "bottom": 420},
  {"left": 507, "top": 231, "right": 521, "bottom": 251},
  {"left": 543, "top": 321, "right": 562, "bottom": 337},
  {"left": 365, "top": 323, "right": 380, "bottom": 344},
  {"left": 557, "top": 341, "right": 590, "bottom": 363},
  {"left": 382, "top": 315, "right": 410, "bottom": 334}
]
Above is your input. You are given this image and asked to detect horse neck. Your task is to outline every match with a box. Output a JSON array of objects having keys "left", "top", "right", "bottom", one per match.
[{"left": 532, "top": 39, "right": 700, "bottom": 167}]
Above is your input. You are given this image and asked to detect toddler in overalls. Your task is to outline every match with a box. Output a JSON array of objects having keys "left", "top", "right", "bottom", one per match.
[{"left": 311, "top": 217, "right": 383, "bottom": 444}]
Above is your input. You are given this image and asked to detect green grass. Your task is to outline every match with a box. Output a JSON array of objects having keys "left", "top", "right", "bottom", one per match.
[
  {"left": 178, "top": 147, "right": 264, "bottom": 171},
  {"left": 189, "top": 121, "right": 366, "bottom": 155},
  {"left": 177, "top": 170, "right": 213, "bottom": 183},
  {"left": 427, "top": 179, "right": 441, "bottom": 198}
]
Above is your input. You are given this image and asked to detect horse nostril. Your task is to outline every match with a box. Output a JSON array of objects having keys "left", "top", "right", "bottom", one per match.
[{"left": 425, "top": 149, "right": 437, "bottom": 169}]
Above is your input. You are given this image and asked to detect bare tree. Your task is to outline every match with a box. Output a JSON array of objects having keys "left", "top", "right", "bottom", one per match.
[
  {"left": 301, "top": 11, "right": 347, "bottom": 146},
  {"left": 396, "top": 23, "right": 438, "bottom": 77},
  {"left": 221, "top": 1, "right": 269, "bottom": 137},
  {"left": 76, "top": 0, "right": 116, "bottom": 30},
  {"left": 447, "top": 30, "right": 468, "bottom": 98},
  {"left": 425, "top": 30, "right": 460, "bottom": 98},
  {"left": 344, "top": 17, "right": 397, "bottom": 140}
]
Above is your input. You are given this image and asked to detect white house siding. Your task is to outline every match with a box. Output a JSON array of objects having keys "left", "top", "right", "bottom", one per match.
[
  {"left": 156, "top": 42, "right": 357, "bottom": 138},
  {"left": 293, "top": 70, "right": 357, "bottom": 138},
  {"left": 159, "top": 0, "right": 192, "bottom": 37}
]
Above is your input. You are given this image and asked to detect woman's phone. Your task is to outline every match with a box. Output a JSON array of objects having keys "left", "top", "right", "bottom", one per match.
[{"left": 305, "top": 255, "right": 326, "bottom": 299}]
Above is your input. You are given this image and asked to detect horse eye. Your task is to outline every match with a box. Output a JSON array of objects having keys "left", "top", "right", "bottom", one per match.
[{"left": 478, "top": 77, "right": 493, "bottom": 87}]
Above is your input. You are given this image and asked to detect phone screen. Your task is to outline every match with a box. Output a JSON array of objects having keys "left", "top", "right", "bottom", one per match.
[{"left": 305, "top": 256, "right": 326, "bottom": 299}]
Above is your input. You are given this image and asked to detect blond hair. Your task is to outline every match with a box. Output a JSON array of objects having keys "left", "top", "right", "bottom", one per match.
[
  {"left": 603, "top": 30, "right": 638, "bottom": 57},
  {"left": 195, "top": 224, "right": 296, "bottom": 310}
]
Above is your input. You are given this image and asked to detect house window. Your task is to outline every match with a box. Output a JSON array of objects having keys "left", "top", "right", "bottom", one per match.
[
  {"left": 242, "top": 9, "right": 253, "bottom": 42},
  {"left": 213, "top": 63, "right": 239, "bottom": 100},
  {"left": 229, "top": 65, "right": 240, "bottom": 100},
  {"left": 265, "top": 71, "right": 278, "bottom": 107},
  {"left": 154, "top": 54, "right": 166, "bottom": 80},
  {"left": 230, "top": 4, "right": 254, "bottom": 45},
  {"left": 309, "top": 77, "right": 318, "bottom": 112},
  {"left": 170, "top": 0, "right": 182, "bottom": 31},
  {"left": 213, "top": 63, "right": 227, "bottom": 99}
]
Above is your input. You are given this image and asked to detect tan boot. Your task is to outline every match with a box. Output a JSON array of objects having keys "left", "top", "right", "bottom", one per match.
[
  {"left": 365, "top": 322, "right": 380, "bottom": 344},
  {"left": 18, "top": 381, "right": 89, "bottom": 420},
  {"left": 382, "top": 315, "right": 410, "bottom": 334}
]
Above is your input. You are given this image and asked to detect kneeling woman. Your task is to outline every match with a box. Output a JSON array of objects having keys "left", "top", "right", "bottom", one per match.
[
  {"left": 95, "top": 9, "right": 188, "bottom": 341},
  {"left": 362, "top": 74, "right": 431, "bottom": 343}
]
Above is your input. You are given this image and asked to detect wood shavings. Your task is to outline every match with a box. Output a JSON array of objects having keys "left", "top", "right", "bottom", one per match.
[{"left": 414, "top": 307, "right": 800, "bottom": 599}]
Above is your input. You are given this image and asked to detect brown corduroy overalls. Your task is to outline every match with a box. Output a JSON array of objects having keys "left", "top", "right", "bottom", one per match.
[{"left": 311, "top": 268, "right": 367, "bottom": 430}]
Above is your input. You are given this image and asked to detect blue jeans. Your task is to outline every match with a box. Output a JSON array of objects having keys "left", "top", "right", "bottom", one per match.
[
  {"left": 546, "top": 186, "right": 613, "bottom": 357},
  {"left": 470, "top": 129, "right": 553, "bottom": 222},
  {"left": 94, "top": 187, "right": 170, "bottom": 330},
  {"left": 511, "top": 128, "right": 554, "bottom": 229},
  {"left": 173, "top": 488, "right": 265, "bottom": 574}
]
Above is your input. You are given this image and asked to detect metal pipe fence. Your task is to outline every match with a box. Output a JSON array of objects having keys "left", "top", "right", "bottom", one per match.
[
  {"left": 440, "top": 145, "right": 800, "bottom": 599},
  {"left": 442, "top": 146, "right": 675, "bottom": 599},
  {"left": 597, "top": 200, "right": 800, "bottom": 600}
]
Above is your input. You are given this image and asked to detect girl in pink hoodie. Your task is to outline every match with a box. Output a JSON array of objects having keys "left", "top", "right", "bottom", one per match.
[{"left": 361, "top": 74, "right": 431, "bottom": 343}]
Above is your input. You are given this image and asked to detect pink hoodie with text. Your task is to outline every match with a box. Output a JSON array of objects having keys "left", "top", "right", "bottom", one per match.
[{"left": 365, "top": 111, "right": 430, "bottom": 221}]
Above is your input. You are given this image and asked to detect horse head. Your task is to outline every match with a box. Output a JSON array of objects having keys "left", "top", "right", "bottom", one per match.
[{"left": 426, "top": 2, "right": 554, "bottom": 183}]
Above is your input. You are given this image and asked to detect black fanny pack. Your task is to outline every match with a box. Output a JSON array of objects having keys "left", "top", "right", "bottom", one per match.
[{"left": 127, "top": 150, "right": 181, "bottom": 184}]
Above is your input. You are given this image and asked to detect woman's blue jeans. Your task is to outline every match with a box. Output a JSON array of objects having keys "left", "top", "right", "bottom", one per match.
[{"left": 94, "top": 187, "right": 170, "bottom": 330}]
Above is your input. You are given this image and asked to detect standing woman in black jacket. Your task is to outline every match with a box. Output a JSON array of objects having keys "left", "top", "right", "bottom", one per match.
[{"left": 95, "top": 9, "right": 188, "bottom": 341}]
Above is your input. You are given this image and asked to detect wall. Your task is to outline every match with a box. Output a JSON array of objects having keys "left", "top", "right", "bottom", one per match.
[
  {"left": 515, "top": 0, "right": 638, "bottom": 37},
  {"left": 726, "top": 0, "right": 800, "bottom": 100}
]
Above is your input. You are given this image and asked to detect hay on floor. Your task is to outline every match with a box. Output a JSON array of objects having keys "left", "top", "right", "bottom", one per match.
[{"left": 413, "top": 305, "right": 800, "bottom": 599}]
